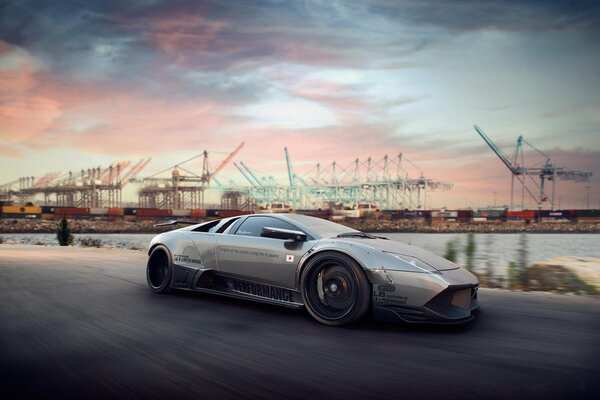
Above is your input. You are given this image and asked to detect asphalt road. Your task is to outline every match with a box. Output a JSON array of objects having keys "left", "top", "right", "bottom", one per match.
[{"left": 1, "top": 245, "right": 599, "bottom": 400}]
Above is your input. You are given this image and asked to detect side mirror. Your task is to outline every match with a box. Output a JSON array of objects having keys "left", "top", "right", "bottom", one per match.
[{"left": 260, "top": 227, "right": 307, "bottom": 242}]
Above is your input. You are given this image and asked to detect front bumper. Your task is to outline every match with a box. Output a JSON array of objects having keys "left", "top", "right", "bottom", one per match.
[
  {"left": 372, "top": 284, "right": 480, "bottom": 324},
  {"left": 368, "top": 267, "right": 480, "bottom": 324}
]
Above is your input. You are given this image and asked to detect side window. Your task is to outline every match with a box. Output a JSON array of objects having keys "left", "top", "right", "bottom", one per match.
[
  {"left": 216, "top": 217, "right": 240, "bottom": 233},
  {"left": 191, "top": 220, "right": 220, "bottom": 232},
  {"left": 234, "top": 216, "right": 301, "bottom": 238}
]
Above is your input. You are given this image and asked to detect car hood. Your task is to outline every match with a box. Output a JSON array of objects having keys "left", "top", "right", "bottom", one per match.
[{"left": 337, "top": 237, "right": 460, "bottom": 272}]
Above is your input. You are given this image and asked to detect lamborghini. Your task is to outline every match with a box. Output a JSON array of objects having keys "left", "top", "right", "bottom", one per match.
[{"left": 146, "top": 213, "right": 479, "bottom": 326}]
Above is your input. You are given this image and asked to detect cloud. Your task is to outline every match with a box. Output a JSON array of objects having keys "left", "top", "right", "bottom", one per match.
[{"left": 0, "top": 0, "right": 598, "bottom": 208}]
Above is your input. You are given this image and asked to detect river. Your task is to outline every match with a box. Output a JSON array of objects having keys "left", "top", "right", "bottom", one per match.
[{"left": 2, "top": 232, "right": 598, "bottom": 285}]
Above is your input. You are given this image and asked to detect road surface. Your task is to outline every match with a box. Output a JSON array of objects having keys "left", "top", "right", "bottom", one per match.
[{"left": 1, "top": 245, "right": 599, "bottom": 399}]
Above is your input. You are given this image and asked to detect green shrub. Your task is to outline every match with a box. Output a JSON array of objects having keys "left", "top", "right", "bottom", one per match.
[
  {"left": 464, "top": 233, "right": 476, "bottom": 272},
  {"left": 56, "top": 218, "right": 74, "bottom": 246},
  {"left": 444, "top": 239, "right": 457, "bottom": 262},
  {"left": 77, "top": 237, "right": 102, "bottom": 248}
]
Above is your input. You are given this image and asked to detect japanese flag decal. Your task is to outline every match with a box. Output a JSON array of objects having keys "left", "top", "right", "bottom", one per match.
[{"left": 286, "top": 255, "right": 294, "bottom": 263}]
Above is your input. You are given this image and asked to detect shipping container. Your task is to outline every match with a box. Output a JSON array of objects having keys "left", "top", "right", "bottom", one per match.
[
  {"left": 457, "top": 210, "right": 473, "bottom": 219},
  {"left": 124, "top": 208, "right": 136, "bottom": 216},
  {"left": 90, "top": 208, "right": 109, "bottom": 215},
  {"left": 108, "top": 208, "right": 124, "bottom": 217},
  {"left": 41, "top": 213, "right": 54, "bottom": 220},
  {"left": 473, "top": 209, "right": 506, "bottom": 218},
  {"left": 507, "top": 210, "right": 537, "bottom": 219},
  {"left": 295, "top": 209, "right": 332, "bottom": 219},
  {"left": 431, "top": 211, "right": 458, "bottom": 218},
  {"left": 217, "top": 210, "right": 253, "bottom": 218},
  {"left": 540, "top": 217, "right": 569, "bottom": 223},
  {"left": 54, "top": 207, "right": 91, "bottom": 216},
  {"left": 333, "top": 209, "right": 361, "bottom": 218},
  {"left": 577, "top": 217, "right": 600, "bottom": 223},
  {"left": 391, "top": 210, "right": 429, "bottom": 219},
  {"left": 190, "top": 209, "right": 207, "bottom": 218},
  {"left": 1, "top": 213, "right": 40, "bottom": 219},
  {"left": 172, "top": 209, "right": 191, "bottom": 217},
  {"left": 575, "top": 209, "right": 600, "bottom": 218},
  {"left": 136, "top": 208, "right": 172, "bottom": 218},
  {"left": 540, "top": 210, "right": 563, "bottom": 218},
  {"left": 205, "top": 209, "right": 220, "bottom": 217},
  {"left": 1, "top": 206, "right": 42, "bottom": 214},
  {"left": 41, "top": 206, "right": 54, "bottom": 214}
]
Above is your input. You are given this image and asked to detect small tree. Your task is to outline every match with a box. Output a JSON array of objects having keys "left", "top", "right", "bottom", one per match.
[
  {"left": 507, "top": 261, "right": 520, "bottom": 289},
  {"left": 464, "top": 232, "right": 476, "bottom": 273},
  {"left": 57, "top": 218, "right": 74, "bottom": 246},
  {"left": 444, "top": 239, "right": 457, "bottom": 262},
  {"left": 517, "top": 233, "right": 529, "bottom": 289}
]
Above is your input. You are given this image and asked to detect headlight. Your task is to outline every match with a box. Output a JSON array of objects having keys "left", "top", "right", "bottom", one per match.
[{"left": 384, "top": 252, "right": 436, "bottom": 273}]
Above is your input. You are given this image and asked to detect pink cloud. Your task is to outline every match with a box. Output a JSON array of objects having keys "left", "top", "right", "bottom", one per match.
[{"left": 0, "top": 42, "right": 62, "bottom": 144}]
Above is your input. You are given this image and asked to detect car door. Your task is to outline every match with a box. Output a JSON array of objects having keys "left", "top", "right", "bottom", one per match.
[{"left": 215, "top": 216, "right": 316, "bottom": 289}]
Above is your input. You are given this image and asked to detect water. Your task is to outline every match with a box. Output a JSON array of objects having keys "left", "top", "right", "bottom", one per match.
[
  {"left": 2, "top": 232, "right": 598, "bottom": 284},
  {"left": 0, "top": 233, "right": 154, "bottom": 251}
]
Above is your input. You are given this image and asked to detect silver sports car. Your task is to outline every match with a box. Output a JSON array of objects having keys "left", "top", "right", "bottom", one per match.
[{"left": 146, "top": 213, "right": 479, "bottom": 326}]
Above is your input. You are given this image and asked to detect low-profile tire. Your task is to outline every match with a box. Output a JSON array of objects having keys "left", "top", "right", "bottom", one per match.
[
  {"left": 146, "top": 245, "right": 173, "bottom": 293},
  {"left": 301, "top": 251, "right": 371, "bottom": 326}
]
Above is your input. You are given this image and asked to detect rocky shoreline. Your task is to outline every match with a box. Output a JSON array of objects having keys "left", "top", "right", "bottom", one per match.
[{"left": 0, "top": 218, "right": 598, "bottom": 234}]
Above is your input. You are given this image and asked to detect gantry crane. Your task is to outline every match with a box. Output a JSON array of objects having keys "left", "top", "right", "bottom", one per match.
[
  {"left": 133, "top": 143, "right": 244, "bottom": 209},
  {"left": 230, "top": 149, "right": 453, "bottom": 211},
  {"left": 474, "top": 125, "right": 592, "bottom": 210},
  {"left": 2, "top": 160, "right": 150, "bottom": 207}
]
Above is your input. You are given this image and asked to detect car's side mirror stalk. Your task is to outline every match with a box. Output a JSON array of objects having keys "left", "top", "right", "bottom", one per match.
[{"left": 261, "top": 227, "right": 307, "bottom": 242}]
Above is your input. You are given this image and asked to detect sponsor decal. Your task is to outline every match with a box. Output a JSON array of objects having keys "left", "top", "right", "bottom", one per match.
[
  {"left": 219, "top": 247, "right": 280, "bottom": 259},
  {"left": 286, "top": 255, "right": 294, "bottom": 263},
  {"left": 231, "top": 279, "right": 295, "bottom": 303},
  {"left": 377, "top": 284, "right": 395, "bottom": 292},
  {"left": 373, "top": 290, "right": 408, "bottom": 305},
  {"left": 174, "top": 254, "right": 203, "bottom": 265}
]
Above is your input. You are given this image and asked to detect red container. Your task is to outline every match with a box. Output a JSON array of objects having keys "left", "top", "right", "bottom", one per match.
[
  {"left": 136, "top": 208, "right": 172, "bottom": 218},
  {"left": 507, "top": 210, "right": 536, "bottom": 218},
  {"left": 54, "top": 207, "right": 91, "bottom": 216},
  {"left": 108, "top": 208, "right": 124, "bottom": 216},
  {"left": 218, "top": 210, "right": 254, "bottom": 218},
  {"left": 191, "top": 209, "right": 207, "bottom": 218},
  {"left": 457, "top": 210, "right": 473, "bottom": 219}
]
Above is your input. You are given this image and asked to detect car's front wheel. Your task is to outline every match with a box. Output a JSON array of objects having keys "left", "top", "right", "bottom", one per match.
[
  {"left": 146, "top": 245, "right": 173, "bottom": 293},
  {"left": 301, "top": 252, "right": 371, "bottom": 326}
]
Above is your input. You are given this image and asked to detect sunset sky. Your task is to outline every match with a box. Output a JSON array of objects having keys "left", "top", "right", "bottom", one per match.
[{"left": 1, "top": 0, "right": 599, "bottom": 209}]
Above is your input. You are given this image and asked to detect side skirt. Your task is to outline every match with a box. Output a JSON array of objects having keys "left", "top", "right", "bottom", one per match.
[{"left": 188, "top": 269, "right": 304, "bottom": 309}]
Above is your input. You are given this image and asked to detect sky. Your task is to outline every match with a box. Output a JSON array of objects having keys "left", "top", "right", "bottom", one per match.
[{"left": 0, "top": 0, "right": 599, "bottom": 209}]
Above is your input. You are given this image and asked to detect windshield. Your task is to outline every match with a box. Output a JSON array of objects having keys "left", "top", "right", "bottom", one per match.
[{"left": 284, "top": 214, "right": 359, "bottom": 239}]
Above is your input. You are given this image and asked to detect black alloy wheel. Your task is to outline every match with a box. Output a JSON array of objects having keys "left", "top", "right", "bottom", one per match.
[
  {"left": 146, "top": 245, "right": 173, "bottom": 293},
  {"left": 301, "top": 252, "right": 370, "bottom": 326}
]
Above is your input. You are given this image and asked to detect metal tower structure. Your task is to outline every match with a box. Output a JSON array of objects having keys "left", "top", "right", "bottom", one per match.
[
  {"left": 2, "top": 160, "right": 150, "bottom": 207},
  {"left": 133, "top": 143, "right": 244, "bottom": 209},
  {"left": 475, "top": 125, "right": 592, "bottom": 210},
  {"left": 230, "top": 149, "right": 453, "bottom": 211}
]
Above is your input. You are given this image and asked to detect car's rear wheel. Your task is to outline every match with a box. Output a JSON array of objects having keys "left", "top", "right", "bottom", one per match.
[
  {"left": 301, "top": 252, "right": 370, "bottom": 326},
  {"left": 147, "top": 245, "right": 173, "bottom": 293}
]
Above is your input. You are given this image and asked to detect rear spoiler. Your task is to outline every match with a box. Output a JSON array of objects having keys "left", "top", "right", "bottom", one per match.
[{"left": 154, "top": 220, "right": 199, "bottom": 227}]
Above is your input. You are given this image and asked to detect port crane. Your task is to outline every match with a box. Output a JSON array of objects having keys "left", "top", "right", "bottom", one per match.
[
  {"left": 133, "top": 143, "right": 244, "bottom": 209},
  {"left": 1, "top": 160, "right": 151, "bottom": 207},
  {"left": 474, "top": 125, "right": 592, "bottom": 210},
  {"left": 229, "top": 149, "right": 453, "bottom": 211}
]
